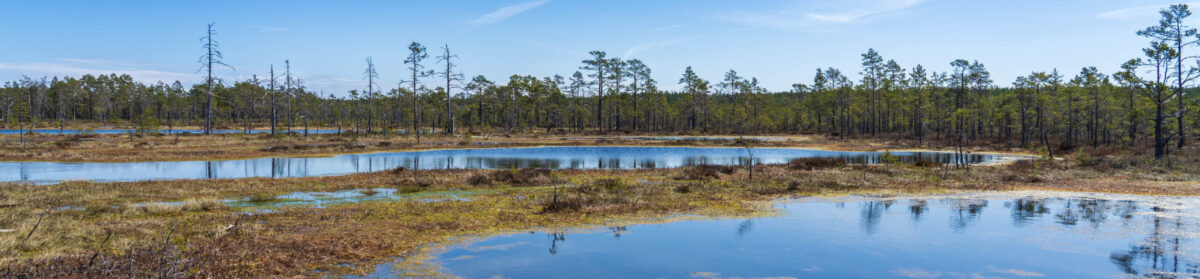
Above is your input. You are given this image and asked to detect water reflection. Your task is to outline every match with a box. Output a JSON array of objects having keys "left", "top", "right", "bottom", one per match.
[
  {"left": 0, "top": 147, "right": 1017, "bottom": 184},
  {"left": 949, "top": 199, "right": 988, "bottom": 232},
  {"left": 908, "top": 199, "right": 928, "bottom": 221},
  {"left": 418, "top": 192, "right": 1200, "bottom": 279}
]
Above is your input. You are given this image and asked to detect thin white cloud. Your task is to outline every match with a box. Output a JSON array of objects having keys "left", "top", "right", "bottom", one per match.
[
  {"left": 57, "top": 58, "right": 179, "bottom": 69},
  {"left": 624, "top": 35, "right": 704, "bottom": 57},
  {"left": 650, "top": 24, "right": 686, "bottom": 32},
  {"left": 1098, "top": 2, "right": 1200, "bottom": 20},
  {"left": 470, "top": 0, "right": 549, "bottom": 26},
  {"left": 0, "top": 61, "right": 192, "bottom": 83},
  {"left": 722, "top": 0, "right": 924, "bottom": 28},
  {"left": 807, "top": 0, "right": 922, "bottom": 23},
  {"left": 303, "top": 76, "right": 360, "bottom": 96}
]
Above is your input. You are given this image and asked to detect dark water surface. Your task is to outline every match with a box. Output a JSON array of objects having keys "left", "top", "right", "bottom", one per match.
[
  {"left": 392, "top": 192, "right": 1200, "bottom": 278},
  {"left": 0, "top": 146, "right": 1017, "bottom": 184}
]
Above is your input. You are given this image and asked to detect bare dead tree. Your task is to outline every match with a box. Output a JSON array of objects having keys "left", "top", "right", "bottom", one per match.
[{"left": 198, "top": 22, "right": 233, "bottom": 134}]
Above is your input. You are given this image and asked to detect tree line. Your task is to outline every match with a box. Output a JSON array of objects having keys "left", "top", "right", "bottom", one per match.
[{"left": 2, "top": 6, "right": 1198, "bottom": 159}]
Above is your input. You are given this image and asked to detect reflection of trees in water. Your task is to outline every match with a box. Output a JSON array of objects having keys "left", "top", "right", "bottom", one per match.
[
  {"left": 1056, "top": 198, "right": 1137, "bottom": 228},
  {"left": 737, "top": 220, "right": 754, "bottom": 237},
  {"left": 1009, "top": 198, "right": 1050, "bottom": 227},
  {"left": 908, "top": 199, "right": 927, "bottom": 222},
  {"left": 12, "top": 148, "right": 1014, "bottom": 183},
  {"left": 949, "top": 199, "right": 988, "bottom": 232},
  {"left": 861, "top": 200, "right": 894, "bottom": 234},
  {"left": 835, "top": 196, "right": 1199, "bottom": 277},
  {"left": 609, "top": 226, "right": 627, "bottom": 239},
  {"left": 1109, "top": 203, "right": 1199, "bottom": 278},
  {"left": 548, "top": 232, "right": 566, "bottom": 255}
]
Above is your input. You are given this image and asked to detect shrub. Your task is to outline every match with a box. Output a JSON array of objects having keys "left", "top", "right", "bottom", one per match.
[
  {"left": 540, "top": 189, "right": 582, "bottom": 213},
  {"left": 788, "top": 158, "right": 846, "bottom": 170},
  {"left": 135, "top": 111, "right": 160, "bottom": 135},
  {"left": 1006, "top": 159, "right": 1040, "bottom": 172},
  {"left": 53, "top": 136, "right": 82, "bottom": 149},
  {"left": 460, "top": 132, "right": 474, "bottom": 145},
  {"left": 851, "top": 165, "right": 894, "bottom": 176},
  {"left": 247, "top": 194, "right": 277, "bottom": 203},
  {"left": 1001, "top": 174, "right": 1043, "bottom": 183},
  {"left": 586, "top": 178, "right": 627, "bottom": 193},
  {"left": 261, "top": 145, "right": 290, "bottom": 152},
  {"left": 181, "top": 199, "right": 224, "bottom": 212},
  {"left": 394, "top": 186, "right": 422, "bottom": 194},
  {"left": 679, "top": 165, "right": 735, "bottom": 180},
  {"left": 1074, "top": 150, "right": 1095, "bottom": 166},
  {"left": 912, "top": 157, "right": 942, "bottom": 168},
  {"left": 490, "top": 168, "right": 551, "bottom": 185},
  {"left": 786, "top": 181, "right": 803, "bottom": 191},
  {"left": 467, "top": 173, "right": 493, "bottom": 185},
  {"left": 880, "top": 151, "right": 901, "bottom": 165}
]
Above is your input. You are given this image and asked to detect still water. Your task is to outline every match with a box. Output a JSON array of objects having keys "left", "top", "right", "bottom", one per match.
[
  {"left": 0, "top": 146, "right": 1015, "bottom": 184},
  {"left": 137, "top": 188, "right": 479, "bottom": 211},
  {"left": 400, "top": 192, "right": 1200, "bottom": 278},
  {"left": 621, "top": 136, "right": 790, "bottom": 142}
]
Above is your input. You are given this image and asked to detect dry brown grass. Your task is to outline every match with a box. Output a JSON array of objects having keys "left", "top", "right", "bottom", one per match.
[
  {"left": 788, "top": 157, "right": 846, "bottom": 170},
  {"left": 1, "top": 160, "right": 1197, "bottom": 278},
  {"left": 678, "top": 165, "right": 737, "bottom": 180},
  {"left": 1, "top": 129, "right": 1198, "bottom": 277}
]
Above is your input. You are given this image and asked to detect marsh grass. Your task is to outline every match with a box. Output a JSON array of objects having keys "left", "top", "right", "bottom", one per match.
[
  {"left": 788, "top": 157, "right": 846, "bottom": 170},
  {"left": 2, "top": 143, "right": 1198, "bottom": 277},
  {"left": 678, "top": 165, "right": 736, "bottom": 180},
  {"left": 181, "top": 199, "right": 224, "bottom": 212},
  {"left": 246, "top": 194, "right": 278, "bottom": 203}
]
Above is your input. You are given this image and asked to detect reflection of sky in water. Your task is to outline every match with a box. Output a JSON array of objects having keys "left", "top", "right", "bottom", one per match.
[
  {"left": 621, "top": 136, "right": 789, "bottom": 141},
  {"left": 383, "top": 192, "right": 1200, "bottom": 279},
  {"left": 0, "top": 147, "right": 1012, "bottom": 184},
  {"left": 138, "top": 188, "right": 476, "bottom": 211}
]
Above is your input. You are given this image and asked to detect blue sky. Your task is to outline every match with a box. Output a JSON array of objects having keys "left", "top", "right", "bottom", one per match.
[{"left": 0, "top": 0, "right": 1192, "bottom": 95}]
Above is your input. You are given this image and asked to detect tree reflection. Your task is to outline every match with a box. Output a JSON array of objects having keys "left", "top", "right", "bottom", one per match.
[
  {"left": 1009, "top": 198, "right": 1049, "bottom": 227},
  {"left": 737, "top": 220, "right": 754, "bottom": 237},
  {"left": 908, "top": 199, "right": 928, "bottom": 222},
  {"left": 548, "top": 232, "right": 565, "bottom": 255},
  {"left": 609, "top": 226, "right": 627, "bottom": 239},
  {"left": 1056, "top": 198, "right": 1139, "bottom": 228},
  {"left": 1108, "top": 203, "right": 1199, "bottom": 277},
  {"left": 861, "top": 200, "right": 894, "bottom": 234},
  {"left": 949, "top": 199, "right": 988, "bottom": 232}
]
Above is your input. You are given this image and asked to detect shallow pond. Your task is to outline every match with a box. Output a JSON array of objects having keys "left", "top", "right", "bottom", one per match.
[
  {"left": 380, "top": 191, "right": 1200, "bottom": 278},
  {"left": 139, "top": 188, "right": 480, "bottom": 211},
  {"left": 564, "top": 136, "right": 790, "bottom": 142},
  {"left": 622, "top": 136, "right": 790, "bottom": 142},
  {"left": 0, "top": 146, "right": 1018, "bottom": 184}
]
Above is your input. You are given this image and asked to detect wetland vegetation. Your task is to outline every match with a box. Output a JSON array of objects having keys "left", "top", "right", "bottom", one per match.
[{"left": 2, "top": 2, "right": 1200, "bottom": 278}]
